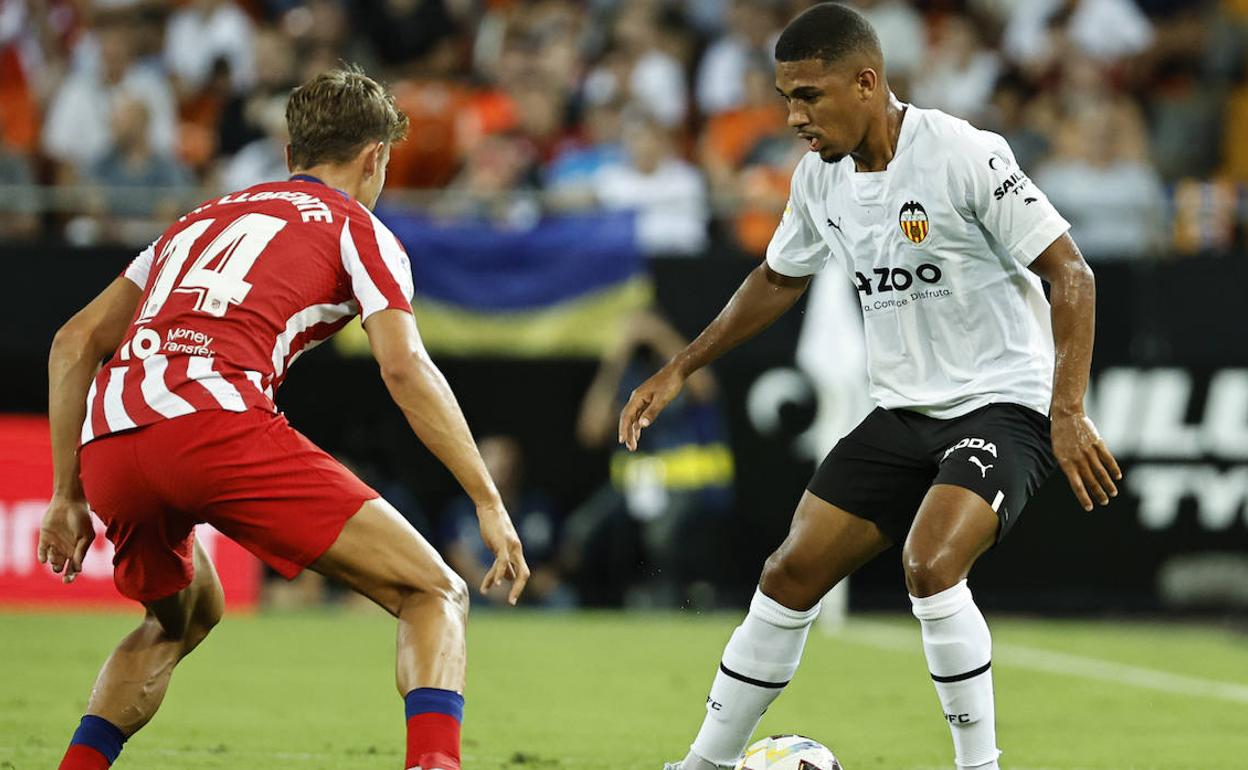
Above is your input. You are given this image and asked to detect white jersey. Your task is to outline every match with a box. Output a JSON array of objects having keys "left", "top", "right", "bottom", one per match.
[{"left": 766, "top": 104, "right": 1070, "bottom": 419}]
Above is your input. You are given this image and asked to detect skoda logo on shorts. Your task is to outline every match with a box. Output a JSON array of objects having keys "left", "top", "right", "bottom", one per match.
[{"left": 899, "top": 200, "right": 929, "bottom": 244}]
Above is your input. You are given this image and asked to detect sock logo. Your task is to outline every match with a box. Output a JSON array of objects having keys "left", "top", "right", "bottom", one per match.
[
  {"left": 707, "top": 697, "right": 723, "bottom": 712},
  {"left": 968, "top": 456, "right": 993, "bottom": 478},
  {"left": 944, "top": 712, "right": 972, "bottom": 724}
]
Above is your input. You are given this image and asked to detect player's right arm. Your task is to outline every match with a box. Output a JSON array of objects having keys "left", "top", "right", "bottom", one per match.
[
  {"left": 39, "top": 276, "right": 144, "bottom": 582},
  {"left": 619, "top": 162, "right": 828, "bottom": 451},
  {"left": 363, "top": 308, "right": 530, "bottom": 604}
]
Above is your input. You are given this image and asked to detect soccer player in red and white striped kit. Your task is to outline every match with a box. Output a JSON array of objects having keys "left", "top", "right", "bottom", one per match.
[{"left": 38, "top": 66, "right": 528, "bottom": 770}]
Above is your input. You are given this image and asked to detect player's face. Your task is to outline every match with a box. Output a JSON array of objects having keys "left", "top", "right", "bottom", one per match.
[{"left": 775, "top": 58, "right": 873, "bottom": 164}]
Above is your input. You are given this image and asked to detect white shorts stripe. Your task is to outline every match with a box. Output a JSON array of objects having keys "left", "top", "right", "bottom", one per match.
[
  {"left": 80, "top": 378, "right": 99, "bottom": 444},
  {"left": 271, "top": 301, "right": 356, "bottom": 378},
  {"left": 141, "top": 355, "right": 195, "bottom": 419},
  {"left": 991, "top": 490, "right": 1005, "bottom": 512},
  {"left": 102, "top": 367, "right": 137, "bottom": 432},
  {"left": 186, "top": 356, "right": 247, "bottom": 412}
]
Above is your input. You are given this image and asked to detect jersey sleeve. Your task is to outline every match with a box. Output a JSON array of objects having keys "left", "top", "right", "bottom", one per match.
[
  {"left": 339, "top": 208, "right": 415, "bottom": 321},
  {"left": 952, "top": 129, "right": 1070, "bottom": 266},
  {"left": 121, "top": 242, "right": 156, "bottom": 288},
  {"left": 765, "top": 158, "right": 831, "bottom": 277}
]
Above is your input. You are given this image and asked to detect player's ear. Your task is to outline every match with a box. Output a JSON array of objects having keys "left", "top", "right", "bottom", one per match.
[
  {"left": 362, "top": 141, "right": 385, "bottom": 179},
  {"left": 857, "top": 67, "right": 877, "bottom": 101},
  {"left": 284, "top": 144, "right": 294, "bottom": 173}
]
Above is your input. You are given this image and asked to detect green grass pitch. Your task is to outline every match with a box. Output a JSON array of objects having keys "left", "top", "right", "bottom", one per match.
[{"left": 3, "top": 610, "right": 1246, "bottom": 769}]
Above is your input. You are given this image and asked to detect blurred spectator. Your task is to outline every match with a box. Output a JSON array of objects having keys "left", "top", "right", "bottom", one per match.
[
  {"left": 1171, "top": 178, "right": 1240, "bottom": 256},
  {"left": 1145, "top": 48, "right": 1228, "bottom": 180},
  {"left": 853, "top": 0, "right": 927, "bottom": 98},
  {"left": 911, "top": 14, "right": 1001, "bottom": 123},
  {"left": 511, "top": 79, "right": 576, "bottom": 167},
  {"left": 593, "top": 113, "right": 709, "bottom": 256},
  {"left": 179, "top": 58, "right": 234, "bottom": 174},
  {"left": 356, "top": 0, "right": 459, "bottom": 69},
  {"left": 0, "top": 145, "right": 38, "bottom": 240},
  {"left": 984, "top": 71, "right": 1054, "bottom": 173},
  {"left": 545, "top": 98, "right": 627, "bottom": 195},
  {"left": 74, "top": 94, "right": 192, "bottom": 245},
  {"left": 387, "top": 76, "right": 469, "bottom": 191},
  {"left": 695, "top": 0, "right": 778, "bottom": 117},
  {"left": 1222, "top": 57, "right": 1248, "bottom": 183},
  {"left": 0, "top": 0, "right": 40, "bottom": 157},
  {"left": 218, "top": 29, "right": 297, "bottom": 158},
  {"left": 1034, "top": 101, "right": 1166, "bottom": 260},
  {"left": 432, "top": 131, "right": 541, "bottom": 227},
  {"left": 564, "top": 308, "right": 732, "bottom": 608},
  {"left": 41, "top": 18, "right": 176, "bottom": 179},
  {"left": 219, "top": 93, "right": 289, "bottom": 191},
  {"left": 164, "top": 0, "right": 256, "bottom": 96},
  {"left": 441, "top": 436, "right": 570, "bottom": 608},
  {"left": 698, "top": 56, "right": 795, "bottom": 256},
  {"left": 584, "top": 2, "right": 688, "bottom": 128},
  {"left": 1003, "top": 0, "right": 1154, "bottom": 73}
]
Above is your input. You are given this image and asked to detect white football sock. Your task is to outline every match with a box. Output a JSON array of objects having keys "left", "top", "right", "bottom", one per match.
[
  {"left": 911, "top": 580, "right": 1001, "bottom": 770},
  {"left": 688, "top": 588, "right": 820, "bottom": 767}
]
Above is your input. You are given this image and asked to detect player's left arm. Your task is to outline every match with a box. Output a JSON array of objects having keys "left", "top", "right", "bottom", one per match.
[
  {"left": 364, "top": 308, "right": 530, "bottom": 604},
  {"left": 1029, "top": 235, "right": 1123, "bottom": 511},
  {"left": 39, "top": 277, "right": 143, "bottom": 582}
]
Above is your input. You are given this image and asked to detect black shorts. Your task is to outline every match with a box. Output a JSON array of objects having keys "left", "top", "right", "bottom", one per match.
[{"left": 808, "top": 403, "right": 1056, "bottom": 545}]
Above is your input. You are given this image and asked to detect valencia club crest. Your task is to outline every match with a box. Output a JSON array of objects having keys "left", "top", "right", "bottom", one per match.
[{"left": 899, "top": 200, "right": 929, "bottom": 244}]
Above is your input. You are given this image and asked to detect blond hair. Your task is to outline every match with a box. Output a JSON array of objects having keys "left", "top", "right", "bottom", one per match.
[{"left": 286, "top": 65, "right": 409, "bottom": 169}]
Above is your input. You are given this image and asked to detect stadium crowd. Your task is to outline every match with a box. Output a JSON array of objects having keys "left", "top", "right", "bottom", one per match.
[{"left": 1, "top": 0, "right": 1247, "bottom": 258}]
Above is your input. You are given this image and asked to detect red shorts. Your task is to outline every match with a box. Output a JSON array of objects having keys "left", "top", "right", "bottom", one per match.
[{"left": 80, "top": 408, "right": 377, "bottom": 602}]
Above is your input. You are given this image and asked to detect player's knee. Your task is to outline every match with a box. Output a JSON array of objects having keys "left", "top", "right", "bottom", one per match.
[
  {"left": 901, "top": 545, "right": 963, "bottom": 597},
  {"left": 393, "top": 564, "right": 469, "bottom": 619},
  {"left": 436, "top": 569, "right": 470, "bottom": 619},
  {"left": 172, "top": 586, "right": 223, "bottom": 651},
  {"left": 188, "top": 582, "right": 224, "bottom": 646},
  {"left": 759, "top": 550, "right": 820, "bottom": 611}
]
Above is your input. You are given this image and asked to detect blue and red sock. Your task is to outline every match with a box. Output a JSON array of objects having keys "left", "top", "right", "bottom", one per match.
[
  {"left": 404, "top": 688, "right": 464, "bottom": 770},
  {"left": 58, "top": 715, "right": 126, "bottom": 770}
]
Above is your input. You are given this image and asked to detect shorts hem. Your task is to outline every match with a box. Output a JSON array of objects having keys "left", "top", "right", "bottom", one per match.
[
  {"left": 273, "top": 493, "right": 378, "bottom": 579},
  {"left": 116, "top": 574, "right": 195, "bottom": 604}
]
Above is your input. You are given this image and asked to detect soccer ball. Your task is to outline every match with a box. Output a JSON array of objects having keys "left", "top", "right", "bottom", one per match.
[{"left": 735, "top": 734, "right": 843, "bottom": 770}]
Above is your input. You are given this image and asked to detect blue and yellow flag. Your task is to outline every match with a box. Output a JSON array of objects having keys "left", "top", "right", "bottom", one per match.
[{"left": 335, "top": 210, "right": 652, "bottom": 358}]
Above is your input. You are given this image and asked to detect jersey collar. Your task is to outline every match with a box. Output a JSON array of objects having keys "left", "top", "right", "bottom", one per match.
[{"left": 288, "top": 174, "right": 350, "bottom": 201}]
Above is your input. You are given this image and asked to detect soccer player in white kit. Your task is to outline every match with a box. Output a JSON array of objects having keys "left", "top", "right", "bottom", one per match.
[{"left": 618, "top": 4, "right": 1122, "bottom": 770}]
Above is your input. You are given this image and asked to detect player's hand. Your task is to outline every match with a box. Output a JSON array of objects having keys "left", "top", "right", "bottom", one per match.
[
  {"left": 1051, "top": 410, "right": 1122, "bottom": 512},
  {"left": 475, "top": 500, "right": 529, "bottom": 605},
  {"left": 618, "top": 365, "right": 685, "bottom": 451},
  {"left": 37, "top": 496, "right": 95, "bottom": 584}
]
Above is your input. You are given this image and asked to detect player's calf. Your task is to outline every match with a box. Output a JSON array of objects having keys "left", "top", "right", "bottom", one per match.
[
  {"left": 311, "top": 499, "right": 471, "bottom": 770},
  {"left": 58, "top": 545, "right": 224, "bottom": 769}
]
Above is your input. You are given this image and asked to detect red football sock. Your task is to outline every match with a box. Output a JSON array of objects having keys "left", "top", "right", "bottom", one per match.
[
  {"left": 59, "top": 716, "right": 126, "bottom": 769},
  {"left": 58, "top": 745, "right": 113, "bottom": 770},
  {"left": 404, "top": 688, "right": 464, "bottom": 770}
]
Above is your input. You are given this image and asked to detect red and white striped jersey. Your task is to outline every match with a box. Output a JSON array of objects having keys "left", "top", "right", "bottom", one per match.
[{"left": 81, "top": 176, "right": 414, "bottom": 445}]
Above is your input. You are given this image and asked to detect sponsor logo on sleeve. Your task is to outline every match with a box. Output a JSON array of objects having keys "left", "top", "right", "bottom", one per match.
[{"left": 993, "top": 172, "right": 1031, "bottom": 200}]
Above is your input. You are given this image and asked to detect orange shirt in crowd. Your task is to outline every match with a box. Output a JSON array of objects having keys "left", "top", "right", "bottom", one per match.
[
  {"left": 387, "top": 80, "right": 519, "bottom": 190},
  {"left": 0, "top": 49, "right": 38, "bottom": 153}
]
